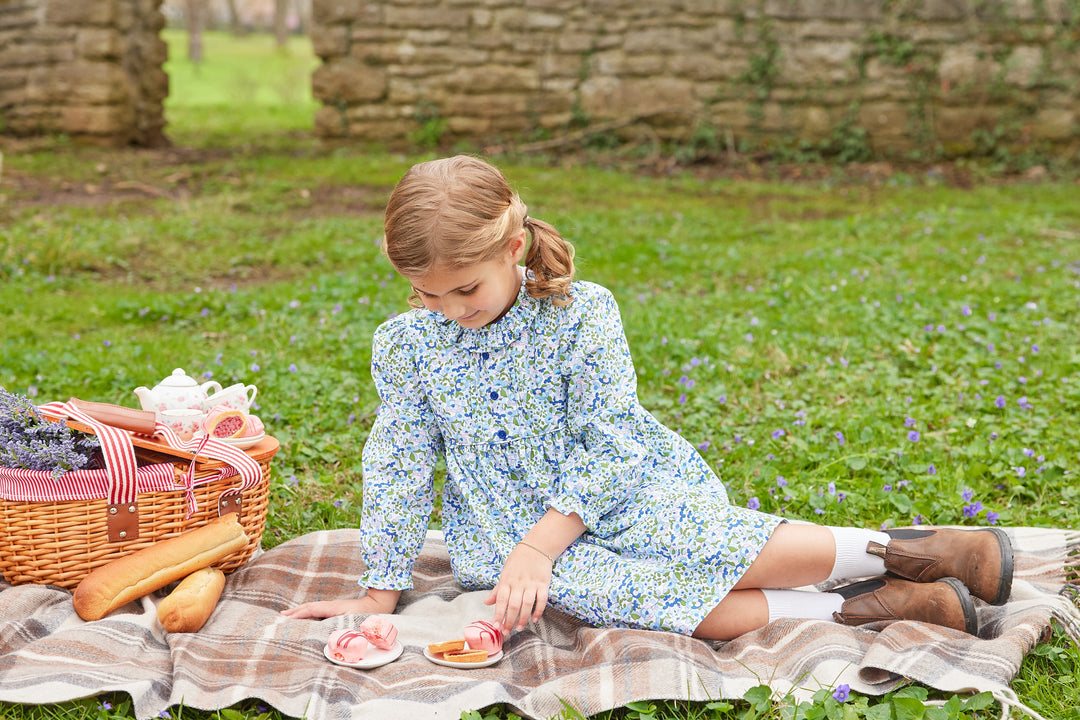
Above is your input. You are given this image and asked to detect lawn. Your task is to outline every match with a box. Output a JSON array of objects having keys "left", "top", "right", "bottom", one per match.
[{"left": 1, "top": 29, "right": 1080, "bottom": 720}]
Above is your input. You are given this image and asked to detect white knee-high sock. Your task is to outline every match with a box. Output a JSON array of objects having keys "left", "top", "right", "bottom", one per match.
[
  {"left": 761, "top": 589, "right": 845, "bottom": 623},
  {"left": 826, "top": 526, "right": 891, "bottom": 582}
]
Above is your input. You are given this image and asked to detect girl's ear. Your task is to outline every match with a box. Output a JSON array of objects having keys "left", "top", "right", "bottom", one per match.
[{"left": 507, "top": 229, "right": 527, "bottom": 263}]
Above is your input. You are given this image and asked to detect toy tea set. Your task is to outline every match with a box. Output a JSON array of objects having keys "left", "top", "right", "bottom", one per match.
[{"left": 134, "top": 368, "right": 264, "bottom": 448}]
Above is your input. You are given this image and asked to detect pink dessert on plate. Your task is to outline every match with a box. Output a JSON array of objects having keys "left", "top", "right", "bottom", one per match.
[
  {"left": 358, "top": 615, "right": 398, "bottom": 650},
  {"left": 463, "top": 620, "right": 503, "bottom": 654},
  {"left": 327, "top": 629, "right": 369, "bottom": 663}
]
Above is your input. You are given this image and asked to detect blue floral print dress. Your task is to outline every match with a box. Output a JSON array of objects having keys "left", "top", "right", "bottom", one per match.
[{"left": 357, "top": 279, "right": 782, "bottom": 635}]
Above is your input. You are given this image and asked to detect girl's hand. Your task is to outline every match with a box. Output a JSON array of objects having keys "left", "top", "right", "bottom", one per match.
[
  {"left": 280, "top": 588, "right": 400, "bottom": 619},
  {"left": 484, "top": 543, "right": 552, "bottom": 633}
]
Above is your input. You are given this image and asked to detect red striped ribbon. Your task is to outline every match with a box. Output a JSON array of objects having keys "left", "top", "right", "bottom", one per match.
[{"left": 0, "top": 401, "right": 264, "bottom": 519}]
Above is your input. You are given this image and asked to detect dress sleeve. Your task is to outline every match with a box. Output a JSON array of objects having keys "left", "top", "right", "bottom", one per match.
[
  {"left": 546, "top": 287, "right": 651, "bottom": 530},
  {"left": 357, "top": 317, "right": 442, "bottom": 591}
]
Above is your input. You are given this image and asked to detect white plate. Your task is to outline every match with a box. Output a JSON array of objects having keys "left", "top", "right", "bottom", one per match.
[
  {"left": 323, "top": 640, "right": 403, "bottom": 669},
  {"left": 192, "top": 431, "right": 265, "bottom": 449},
  {"left": 423, "top": 647, "right": 503, "bottom": 669}
]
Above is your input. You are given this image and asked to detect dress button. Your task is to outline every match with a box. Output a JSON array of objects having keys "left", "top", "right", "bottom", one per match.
[
  {"left": 481, "top": 352, "right": 490, "bottom": 360},
  {"left": 496, "top": 430, "right": 508, "bottom": 440},
  {"left": 490, "top": 390, "right": 499, "bottom": 400}
]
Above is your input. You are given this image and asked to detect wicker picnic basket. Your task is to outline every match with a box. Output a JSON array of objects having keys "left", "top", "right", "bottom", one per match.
[{"left": 0, "top": 400, "right": 277, "bottom": 589}]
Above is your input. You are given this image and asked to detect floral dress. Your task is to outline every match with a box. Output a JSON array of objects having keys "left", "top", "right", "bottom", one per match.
[{"left": 357, "top": 279, "right": 782, "bottom": 635}]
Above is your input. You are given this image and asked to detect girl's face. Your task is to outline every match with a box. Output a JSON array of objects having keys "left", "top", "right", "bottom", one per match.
[{"left": 409, "top": 232, "right": 526, "bottom": 329}]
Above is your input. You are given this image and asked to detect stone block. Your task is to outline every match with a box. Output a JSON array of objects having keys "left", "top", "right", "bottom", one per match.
[
  {"left": 445, "top": 64, "right": 538, "bottom": 93},
  {"left": 911, "top": 0, "right": 969, "bottom": 21},
  {"left": 76, "top": 28, "right": 122, "bottom": 59},
  {"left": 1003, "top": 46, "right": 1043, "bottom": 88},
  {"left": 45, "top": 0, "right": 117, "bottom": 26},
  {"left": 313, "top": 105, "right": 348, "bottom": 137},
  {"left": 858, "top": 102, "right": 909, "bottom": 137},
  {"left": 779, "top": 41, "right": 859, "bottom": 84},
  {"left": 933, "top": 105, "right": 1002, "bottom": 142},
  {"left": 60, "top": 103, "right": 135, "bottom": 137},
  {"left": 442, "top": 92, "right": 528, "bottom": 116},
  {"left": 55, "top": 61, "right": 132, "bottom": 104},
  {"left": 313, "top": 0, "right": 377, "bottom": 25},
  {"left": 938, "top": 44, "right": 997, "bottom": 87},
  {"left": 762, "top": 0, "right": 882, "bottom": 21},
  {"left": 312, "top": 25, "right": 350, "bottom": 58},
  {"left": 312, "top": 58, "right": 388, "bottom": 102},
  {"left": 1031, "top": 107, "right": 1075, "bottom": 140},
  {"left": 385, "top": 5, "right": 469, "bottom": 29},
  {"left": 580, "top": 76, "right": 695, "bottom": 120}
]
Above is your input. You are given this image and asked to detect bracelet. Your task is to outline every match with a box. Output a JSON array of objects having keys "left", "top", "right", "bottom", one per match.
[{"left": 517, "top": 540, "right": 556, "bottom": 566}]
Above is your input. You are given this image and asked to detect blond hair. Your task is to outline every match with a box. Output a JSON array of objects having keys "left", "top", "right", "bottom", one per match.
[{"left": 383, "top": 155, "right": 575, "bottom": 307}]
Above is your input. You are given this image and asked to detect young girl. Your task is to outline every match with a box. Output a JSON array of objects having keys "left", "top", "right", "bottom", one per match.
[{"left": 282, "top": 155, "right": 1012, "bottom": 640}]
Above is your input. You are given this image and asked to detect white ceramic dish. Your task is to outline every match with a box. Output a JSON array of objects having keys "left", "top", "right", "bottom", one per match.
[
  {"left": 423, "top": 647, "right": 503, "bottom": 669},
  {"left": 323, "top": 640, "right": 403, "bottom": 669},
  {"left": 192, "top": 431, "right": 265, "bottom": 449}
]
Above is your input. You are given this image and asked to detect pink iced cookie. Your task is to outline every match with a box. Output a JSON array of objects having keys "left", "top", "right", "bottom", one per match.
[
  {"left": 464, "top": 620, "right": 503, "bottom": 654},
  {"left": 327, "top": 629, "right": 369, "bottom": 663},
  {"left": 358, "top": 615, "right": 398, "bottom": 651}
]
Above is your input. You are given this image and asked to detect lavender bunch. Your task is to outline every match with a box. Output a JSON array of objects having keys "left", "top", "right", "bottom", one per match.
[{"left": 0, "top": 388, "right": 101, "bottom": 479}]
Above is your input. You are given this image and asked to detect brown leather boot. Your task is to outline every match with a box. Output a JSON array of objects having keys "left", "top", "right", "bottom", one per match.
[
  {"left": 867, "top": 528, "right": 1013, "bottom": 605},
  {"left": 833, "top": 576, "right": 978, "bottom": 635}
]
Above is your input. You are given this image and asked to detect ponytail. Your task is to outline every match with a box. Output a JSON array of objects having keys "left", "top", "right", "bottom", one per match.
[{"left": 523, "top": 216, "right": 575, "bottom": 307}]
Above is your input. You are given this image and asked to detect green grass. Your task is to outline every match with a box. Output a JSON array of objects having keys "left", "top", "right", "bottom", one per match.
[{"left": 3, "top": 30, "right": 1080, "bottom": 720}]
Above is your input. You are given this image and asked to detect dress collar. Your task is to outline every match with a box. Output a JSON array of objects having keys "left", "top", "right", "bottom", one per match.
[{"left": 433, "top": 275, "right": 536, "bottom": 353}]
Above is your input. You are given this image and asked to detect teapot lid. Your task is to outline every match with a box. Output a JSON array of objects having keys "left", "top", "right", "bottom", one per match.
[{"left": 158, "top": 368, "right": 198, "bottom": 387}]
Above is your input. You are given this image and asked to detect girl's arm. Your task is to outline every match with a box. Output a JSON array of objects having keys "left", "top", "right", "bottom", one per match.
[
  {"left": 485, "top": 508, "right": 585, "bottom": 632},
  {"left": 280, "top": 588, "right": 401, "bottom": 619}
]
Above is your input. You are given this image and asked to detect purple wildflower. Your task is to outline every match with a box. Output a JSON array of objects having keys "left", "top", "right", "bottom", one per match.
[
  {"left": 963, "top": 501, "right": 983, "bottom": 518},
  {"left": 987, "top": 511, "right": 1000, "bottom": 525},
  {"left": 835, "top": 431, "right": 846, "bottom": 445},
  {"left": 288, "top": 363, "right": 298, "bottom": 373},
  {"left": 1023, "top": 448, "right": 1035, "bottom": 457},
  {"left": 772, "top": 429, "right": 786, "bottom": 439},
  {"left": 747, "top": 497, "right": 761, "bottom": 510},
  {"left": 962, "top": 488, "right": 974, "bottom": 502},
  {"left": 776, "top": 476, "right": 787, "bottom": 487},
  {"left": 927, "top": 464, "right": 937, "bottom": 475},
  {"left": 907, "top": 430, "right": 920, "bottom": 442},
  {"left": 697, "top": 441, "right": 710, "bottom": 452},
  {"left": 1015, "top": 466, "right": 1027, "bottom": 478},
  {"left": 995, "top": 395, "right": 1006, "bottom": 409},
  {"left": 904, "top": 417, "right": 916, "bottom": 428},
  {"left": 833, "top": 684, "right": 851, "bottom": 702}
]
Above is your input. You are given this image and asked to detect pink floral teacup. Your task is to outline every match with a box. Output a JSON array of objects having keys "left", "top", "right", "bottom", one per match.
[
  {"left": 158, "top": 408, "right": 205, "bottom": 441},
  {"left": 202, "top": 383, "right": 258, "bottom": 413}
]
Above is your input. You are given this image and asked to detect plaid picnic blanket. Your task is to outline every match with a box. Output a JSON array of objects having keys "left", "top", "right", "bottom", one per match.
[{"left": 1, "top": 527, "right": 1077, "bottom": 720}]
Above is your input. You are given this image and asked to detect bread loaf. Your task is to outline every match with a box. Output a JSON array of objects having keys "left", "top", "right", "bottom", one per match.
[
  {"left": 73, "top": 514, "right": 248, "bottom": 621},
  {"left": 157, "top": 566, "right": 226, "bottom": 633}
]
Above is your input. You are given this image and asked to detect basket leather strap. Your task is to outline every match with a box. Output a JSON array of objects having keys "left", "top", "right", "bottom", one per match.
[{"left": 39, "top": 400, "right": 142, "bottom": 541}]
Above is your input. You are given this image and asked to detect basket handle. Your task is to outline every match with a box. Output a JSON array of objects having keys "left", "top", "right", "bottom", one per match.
[
  {"left": 152, "top": 425, "right": 264, "bottom": 520},
  {"left": 39, "top": 400, "right": 142, "bottom": 542}
]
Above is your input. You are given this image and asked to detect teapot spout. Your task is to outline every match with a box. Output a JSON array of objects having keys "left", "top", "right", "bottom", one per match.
[{"left": 133, "top": 386, "right": 155, "bottom": 411}]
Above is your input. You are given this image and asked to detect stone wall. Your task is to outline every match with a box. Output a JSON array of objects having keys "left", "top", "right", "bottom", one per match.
[
  {"left": 0, "top": 0, "right": 169, "bottom": 146},
  {"left": 309, "top": 0, "right": 1080, "bottom": 157}
]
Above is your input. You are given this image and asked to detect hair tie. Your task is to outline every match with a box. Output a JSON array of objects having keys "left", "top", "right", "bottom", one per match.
[{"left": 523, "top": 215, "right": 532, "bottom": 228}]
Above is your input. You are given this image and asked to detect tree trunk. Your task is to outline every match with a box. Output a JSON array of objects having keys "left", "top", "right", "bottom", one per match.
[
  {"left": 274, "top": 0, "right": 289, "bottom": 49},
  {"left": 224, "top": 0, "right": 242, "bottom": 35},
  {"left": 186, "top": 0, "right": 204, "bottom": 64}
]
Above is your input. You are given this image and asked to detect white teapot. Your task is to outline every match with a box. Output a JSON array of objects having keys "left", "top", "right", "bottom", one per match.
[{"left": 134, "top": 368, "right": 223, "bottom": 414}]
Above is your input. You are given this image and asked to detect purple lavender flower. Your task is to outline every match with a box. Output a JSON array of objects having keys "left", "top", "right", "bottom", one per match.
[{"left": 0, "top": 389, "right": 100, "bottom": 479}]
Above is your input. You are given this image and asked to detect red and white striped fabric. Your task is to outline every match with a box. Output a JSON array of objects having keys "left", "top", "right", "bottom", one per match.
[{"left": 0, "top": 401, "right": 263, "bottom": 519}]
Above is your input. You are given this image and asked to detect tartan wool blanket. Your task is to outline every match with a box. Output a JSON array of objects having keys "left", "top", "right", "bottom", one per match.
[{"left": 1, "top": 527, "right": 1078, "bottom": 720}]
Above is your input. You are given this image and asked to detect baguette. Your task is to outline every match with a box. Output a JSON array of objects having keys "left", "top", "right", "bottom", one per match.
[
  {"left": 157, "top": 566, "right": 226, "bottom": 633},
  {"left": 73, "top": 514, "right": 248, "bottom": 621}
]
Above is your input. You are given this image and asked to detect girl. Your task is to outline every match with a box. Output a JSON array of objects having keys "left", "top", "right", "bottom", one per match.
[{"left": 283, "top": 155, "right": 1012, "bottom": 640}]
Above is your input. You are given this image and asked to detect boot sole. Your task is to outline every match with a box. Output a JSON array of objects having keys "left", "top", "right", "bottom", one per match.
[
  {"left": 985, "top": 527, "right": 1013, "bottom": 606},
  {"left": 938, "top": 576, "right": 979, "bottom": 636}
]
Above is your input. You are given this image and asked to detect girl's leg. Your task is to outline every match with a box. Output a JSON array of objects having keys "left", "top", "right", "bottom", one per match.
[{"left": 733, "top": 523, "right": 890, "bottom": 590}]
